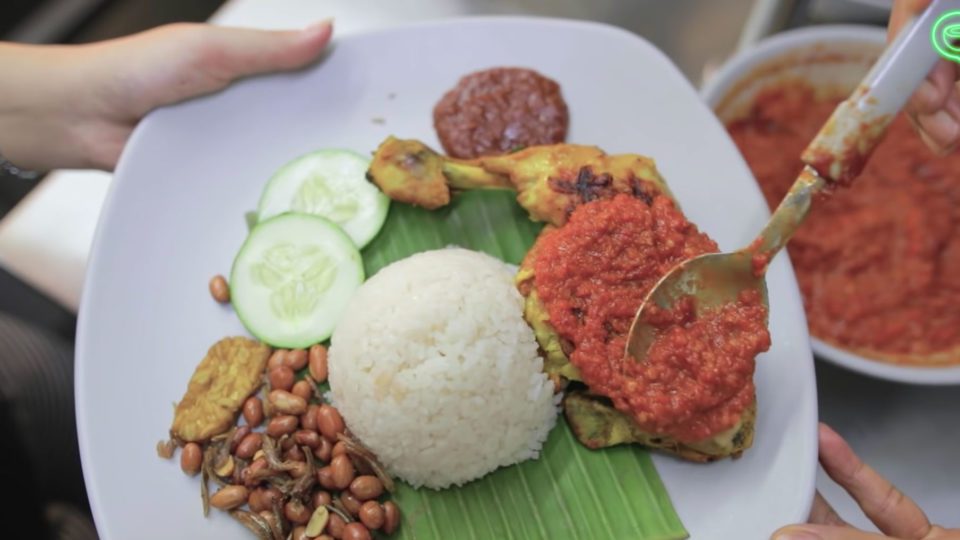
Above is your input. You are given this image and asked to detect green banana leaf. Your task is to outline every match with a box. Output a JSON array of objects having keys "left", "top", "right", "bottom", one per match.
[{"left": 359, "top": 189, "right": 688, "bottom": 540}]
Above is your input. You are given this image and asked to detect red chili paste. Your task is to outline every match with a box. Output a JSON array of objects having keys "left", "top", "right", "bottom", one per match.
[
  {"left": 728, "top": 85, "right": 960, "bottom": 362},
  {"left": 532, "top": 194, "right": 770, "bottom": 441}
]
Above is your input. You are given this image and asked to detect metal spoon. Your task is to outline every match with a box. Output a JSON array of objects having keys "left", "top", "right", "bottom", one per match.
[{"left": 625, "top": 0, "right": 955, "bottom": 362}]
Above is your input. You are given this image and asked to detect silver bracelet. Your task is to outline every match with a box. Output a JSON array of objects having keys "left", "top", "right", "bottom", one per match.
[{"left": 0, "top": 150, "right": 40, "bottom": 180}]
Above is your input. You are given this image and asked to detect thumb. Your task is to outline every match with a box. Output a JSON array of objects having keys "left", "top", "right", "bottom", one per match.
[
  {"left": 771, "top": 525, "right": 895, "bottom": 540},
  {"left": 197, "top": 19, "right": 334, "bottom": 80}
]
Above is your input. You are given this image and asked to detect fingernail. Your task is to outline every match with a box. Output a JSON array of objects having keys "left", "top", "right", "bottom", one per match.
[
  {"left": 304, "top": 18, "right": 334, "bottom": 34},
  {"left": 915, "top": 79, "right": 939, "bottom": 109},
  {"left": 771, "top": 527, "right": 821, "bottom": 540},
  {"left": 921, "top": 109, "right": 960, "bottom": 146}
]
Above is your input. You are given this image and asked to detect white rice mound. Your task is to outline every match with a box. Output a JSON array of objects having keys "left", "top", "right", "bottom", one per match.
[{"left": 328, "top": 247, "right": 559, "bottom": 489}]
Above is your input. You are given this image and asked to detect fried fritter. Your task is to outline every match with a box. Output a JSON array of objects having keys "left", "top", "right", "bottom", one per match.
[{"left": 170, "top": 337, "right": 272, "bottom": 443}]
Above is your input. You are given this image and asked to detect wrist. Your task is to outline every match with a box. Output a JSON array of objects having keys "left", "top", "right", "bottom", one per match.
[{"left": 0, "top": 42, "right": 105, "bottom": 171}]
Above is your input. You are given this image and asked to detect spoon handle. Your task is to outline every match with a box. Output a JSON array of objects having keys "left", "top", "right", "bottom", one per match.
[
  {"left": 747, "top": 0, "right": 958, "bottom": 266},
  {"left": 801, "top": 0, "right": 956, "bottom": 185}
]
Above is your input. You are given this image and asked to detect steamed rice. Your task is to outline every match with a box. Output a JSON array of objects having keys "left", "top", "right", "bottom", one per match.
[{"left": 327, "top": 247, "right": 559, "bottom": 489}]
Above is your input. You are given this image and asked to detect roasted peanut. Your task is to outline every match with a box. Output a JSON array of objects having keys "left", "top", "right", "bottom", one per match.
[
  {"left": 311, "top": 490, "right": 332, "bottom": 508},
  {"left": 326, "top": 513, "right": 346, "bottom": 538},
  {"left": 269, "top": 366, "right": 295, "bottom": 392},
  {"left": 267, "top": 349, "right": 288, "bottom": 371},
  {"left": 266, "top": 415, "right": 299, "bottom": 437},
  {"left": 230, "top": 425, "right": 252, "bottom": 454},
  {"left": 302, "top": 404, "right": 320, "bottom": 431},
  {"left": 358, "top": 501, "right": 385, "bottom": 530},
  {"left": 383, "top": 501, "right": 400, "bottom": 534},
  {"left": 294, "top": 429, "right": 322, "bottom": 449},
  {"left": 284, "top": 348, "right": 309, "bottom": 371},
  {"left": 214, "top": 455, "right": 235, "bottom": 478},
  {"left": 317, "top": 405, "right": 345, "bottom": 440},
  {"left": 316, "top": 466, "right": 337, "bottom": 490},
  {"left": 285, "top": 499, "right": 312, "bottom": 524},
  {"left": 309, "top": 344, "right": 328, "bottom": 382},
  {"left": 209, "top": 485, "right": 248, "bottom": 510},
  {"left": 180, "top": 442, "right": 202, "bottom": 476},
  {"left": 314, "top": 436, "right": 333, "bottom": 462},
  {"left": 330, "top": 454, "right": 355, "bottom": 490},
  {"left": 242, "top": 396, "right": 264, "bottom": 426},
  {"left": 305, "top": 505, "right": 330, "bottom": 537},
  {"left": 269, "top": 389, "right": 307, "bottom": 415},
  {"left": 340, "top": 490, "right": 363, "bottom": 516},
  {"left": 349, "top": 476, "right": 383, "bottom": 501},
  {"left": 291, "top": 526, "right": 310, "bottom": 540},
  {"left": 260, "top": 488, "right": 283, "bottom": 511},
  {"left": 209, "top": 275, "right": 230, "bottom": 303},
  {"left": 235, "top": 432, "right": 263, "bottom": 460},
  {"left": 292, "top": 380, "right": 313, "bottom": 402},
  {"left": 342, "top": 522, "right": 372, "bottom": 540},
  {"left": 331, "top": 441, "right": 347, "bottom": 458},
  {"left": 242, "top": 457, "right": 268, "bottom": 487}
]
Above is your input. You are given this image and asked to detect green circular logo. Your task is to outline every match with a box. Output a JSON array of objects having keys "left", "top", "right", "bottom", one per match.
[{"left": 932, "top": 10, "right": 960, "bottom": 63}]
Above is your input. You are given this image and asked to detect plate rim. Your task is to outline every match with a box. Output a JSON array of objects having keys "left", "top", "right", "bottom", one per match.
[{"left": 76, "top": 14, "right": 819, "bottom": 539}]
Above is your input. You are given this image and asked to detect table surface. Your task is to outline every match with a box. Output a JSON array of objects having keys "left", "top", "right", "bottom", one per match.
[{"left": 1, "top": 0, "right": 956, "bottom": 533}]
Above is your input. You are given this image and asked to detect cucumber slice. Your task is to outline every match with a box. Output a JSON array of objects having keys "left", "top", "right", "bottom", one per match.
[
  {"left": 230, "top": 213, "right": 364, "bottom": 348},
  {"left": 256, "top": 149, "right": 389, "bottom": 248}
]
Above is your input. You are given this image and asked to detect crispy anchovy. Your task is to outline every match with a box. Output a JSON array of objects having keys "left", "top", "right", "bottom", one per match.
[
  {"left": 204, "top": 443, "right": 229, "bottom": 488},
  {"left": 270, "top": 498, "right": 286, "bottom": 539},
  {"left": 228, "top": 509, "right": 277, "bottom": 540},
  {"left": 261, "top": 435, "right": 301, "bottom": 477},
  {"left": 200, "top": 447, "right": 214, "bottom": 517},
  {"left": 288, "top": 445, "right": 317, "bottom": 499},
  {"left": 328, "top": 501, "right": 355, "bottom": 523},
  {"left": 303, "top": 375, "right": 324, "bottom": 404},
  {"left": 156, "top": 439, "right": 176, "bottom": 459},
  {"left": 337, "top": 432, "right": 395, "bottom": 492}
]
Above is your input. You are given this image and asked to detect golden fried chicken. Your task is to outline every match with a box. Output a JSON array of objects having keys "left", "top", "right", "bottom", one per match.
[{"left": 367, "top": 137, "right": 673, "bottom": 227}]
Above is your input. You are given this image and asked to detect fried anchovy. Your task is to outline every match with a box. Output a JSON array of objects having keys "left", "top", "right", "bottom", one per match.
[
  {"left": 328, "top": 501, "right": 355, "bottom": 523},
  {"left": 228, "top": 509, "right": 278, "bottom": 540},
  {"left": 303, "top": 375, "right": 324, "bottom": 404},
  {"left": 337, "top": 432, "right": 396, "bottom": 492}
]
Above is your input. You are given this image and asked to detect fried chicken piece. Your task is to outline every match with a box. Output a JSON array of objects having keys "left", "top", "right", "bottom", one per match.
[
  {"left": 170, "top": 337, "right": 272, "bottom": 443},
  {"left": 366, "top": 137, "right": 674, "bottom": 226}
]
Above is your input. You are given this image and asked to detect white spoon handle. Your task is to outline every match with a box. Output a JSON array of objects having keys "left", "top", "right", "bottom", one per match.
[{"left": 801, "top": 0, "right": 960, "bottom": 184}]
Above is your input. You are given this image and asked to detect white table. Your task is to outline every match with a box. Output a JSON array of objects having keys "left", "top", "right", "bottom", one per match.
[{"left": 1, "top": 0, "right": 956, "bottom": 532}]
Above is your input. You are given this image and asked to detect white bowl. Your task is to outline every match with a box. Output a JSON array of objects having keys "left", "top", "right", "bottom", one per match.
[{"left": 701, "top": 25, "right": 960, "bottom": 385}]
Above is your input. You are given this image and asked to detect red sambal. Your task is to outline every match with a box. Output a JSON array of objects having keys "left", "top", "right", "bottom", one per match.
[
  {"left": 532, "top": 194, "right": 771, "bottom": 441},
  {"left": 728, "top": 84, "right": 960, "bottom": 362}
]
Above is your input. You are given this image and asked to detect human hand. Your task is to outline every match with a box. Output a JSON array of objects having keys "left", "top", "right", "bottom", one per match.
[
  {"left": 889, "top": 0, "right": 960, "bottom": 154},
  {"left": 0, "top": 20, "right": 332, "bottom": 172},
  {"left": 770, "top": 423, "right": 958, "bottom": 540}
]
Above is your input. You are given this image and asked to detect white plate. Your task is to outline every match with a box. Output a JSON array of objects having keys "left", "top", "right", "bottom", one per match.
[
  {"left": 702, "top": 24, "right": 960, "bottom": 385},
  {"left": 76, "top": 16, "right": 817, "bottom": 540}
]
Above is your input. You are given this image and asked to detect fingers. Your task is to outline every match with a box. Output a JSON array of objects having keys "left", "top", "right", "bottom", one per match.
[
  {"left": 808, "top": 492, "right": 847, "bottom": 527},
  {"left": 889, "top": 0, "right": 960, "bottom": 153},
  {"left": 887, "top": 0, "right": 931, "bottom": 42},
  {"left": 818, "top": 424, "right": 931, "bottom": 540},
  {"left": 770, "top": 524, "right": 900, "bottom": 540}
]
